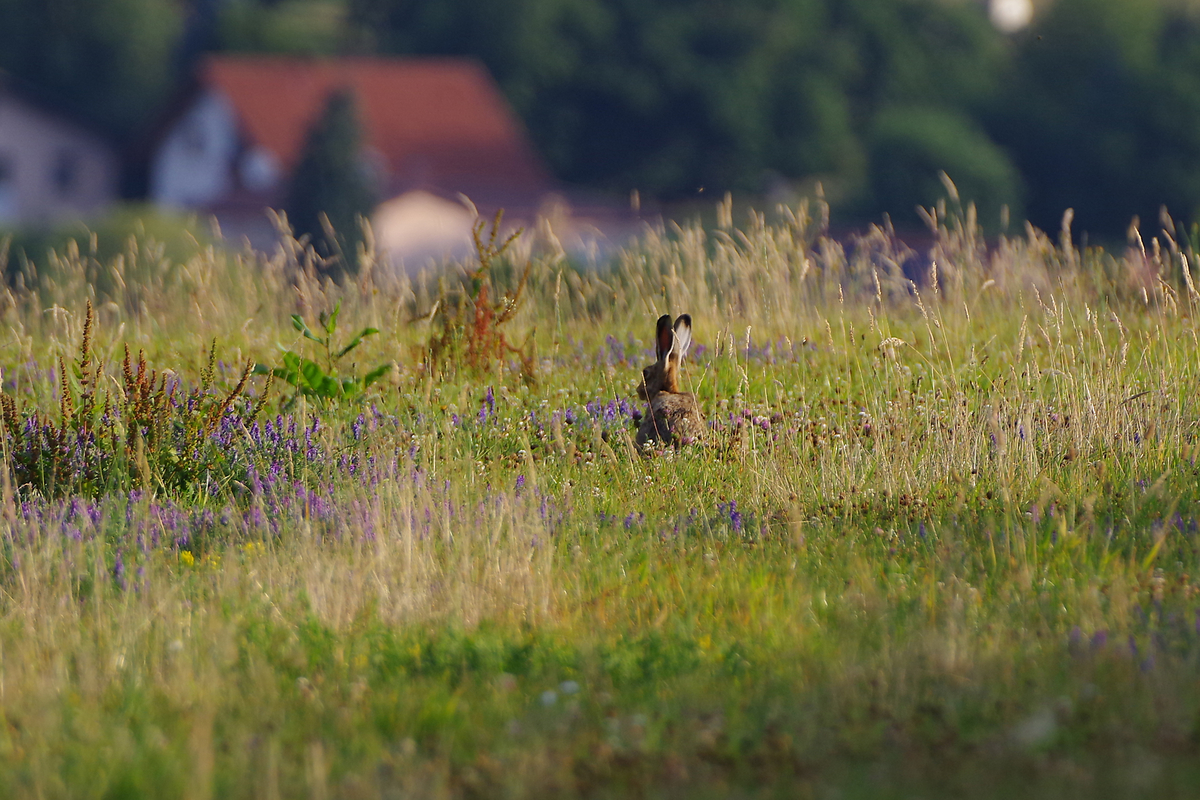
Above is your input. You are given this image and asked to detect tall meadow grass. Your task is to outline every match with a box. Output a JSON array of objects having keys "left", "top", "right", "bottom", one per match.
[{"left": 0, "top": 196, "right": 1199, "bottom": 797}]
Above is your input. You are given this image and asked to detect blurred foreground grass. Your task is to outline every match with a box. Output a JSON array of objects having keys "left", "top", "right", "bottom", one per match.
[{"left": 1, "top": 197, "right": 1200, "bottom": 797}]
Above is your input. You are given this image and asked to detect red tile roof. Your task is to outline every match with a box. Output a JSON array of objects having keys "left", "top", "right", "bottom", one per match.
[{"left": 202, "top": 55, "right": 552, "bottom": 195}]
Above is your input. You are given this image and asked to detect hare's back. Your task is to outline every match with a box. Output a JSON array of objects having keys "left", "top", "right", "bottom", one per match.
[{"left": 637, "top": 392, "right": 704, "bottom": 447}]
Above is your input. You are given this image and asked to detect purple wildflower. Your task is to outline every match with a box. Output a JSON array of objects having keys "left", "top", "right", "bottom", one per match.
[{"left": 113, "top": 549, "right": 126, "bottom": 591}]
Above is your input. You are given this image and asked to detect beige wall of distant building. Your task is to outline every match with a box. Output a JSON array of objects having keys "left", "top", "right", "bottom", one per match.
[{"left": 0, "top": 92, "right": 118, "bottom": 226}]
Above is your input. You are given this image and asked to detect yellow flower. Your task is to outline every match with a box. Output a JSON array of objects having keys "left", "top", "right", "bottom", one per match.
[{"left": 179, "top": 551, "right": 195, "bottom": 567}]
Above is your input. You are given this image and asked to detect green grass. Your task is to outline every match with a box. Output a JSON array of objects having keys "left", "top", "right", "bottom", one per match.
[{"left": 1, "top": 199, "right": 1199, "bottom": 798}]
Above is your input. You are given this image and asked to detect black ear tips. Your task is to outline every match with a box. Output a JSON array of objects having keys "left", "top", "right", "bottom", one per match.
[{"left": 655, "top": 314, "right": 673, "bottom": 359}]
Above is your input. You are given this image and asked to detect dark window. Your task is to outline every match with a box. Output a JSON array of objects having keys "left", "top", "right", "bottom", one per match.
[{"left": 52, "top": 150, "right": 79, "bottom": 195}]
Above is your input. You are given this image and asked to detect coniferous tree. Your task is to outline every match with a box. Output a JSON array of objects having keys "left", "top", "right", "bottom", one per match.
[{"left": 284, "top": 89, "right": 377, "bottom": 279}]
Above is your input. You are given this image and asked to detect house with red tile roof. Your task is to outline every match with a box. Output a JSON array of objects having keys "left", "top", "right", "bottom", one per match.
[{"left": 149, "top": 55, "right": 577, "bottom": 261}]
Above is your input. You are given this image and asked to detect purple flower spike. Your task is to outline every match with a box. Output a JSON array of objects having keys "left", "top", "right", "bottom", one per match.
[{"left": 113, "top": 549, "right": 126, "bottom": 591}]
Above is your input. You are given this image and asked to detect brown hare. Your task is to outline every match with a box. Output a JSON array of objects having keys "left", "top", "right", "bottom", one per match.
[{"left": 636, "top": 313, "right": 704, "bottom": 448}]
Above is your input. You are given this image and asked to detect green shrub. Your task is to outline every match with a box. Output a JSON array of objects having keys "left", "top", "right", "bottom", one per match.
[{"left": 868, "top": 106, "right": 1023, "bottom": 229}]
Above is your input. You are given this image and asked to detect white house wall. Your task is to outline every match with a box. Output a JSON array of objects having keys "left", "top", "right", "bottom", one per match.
[
  {"left": 0, "top": 93, "right": 117, "bottom": 226},
  {"left": 150, "top": 90, "right": 240, "bottom": 208}
]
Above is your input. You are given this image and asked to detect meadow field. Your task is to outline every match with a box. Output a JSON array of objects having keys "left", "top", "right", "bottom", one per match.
[{"left": 1, "top": 195, "right": 1199, "bottom": 798}]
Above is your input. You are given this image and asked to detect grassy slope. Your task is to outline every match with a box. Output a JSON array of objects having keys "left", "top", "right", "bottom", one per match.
[{"left": 1, "top": 202, "right": 1200, "bottom": 797}]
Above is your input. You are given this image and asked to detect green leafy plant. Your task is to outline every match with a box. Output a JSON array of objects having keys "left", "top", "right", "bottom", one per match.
[{"left": 256, "top": 301, "right": 391, "bottom": 407}]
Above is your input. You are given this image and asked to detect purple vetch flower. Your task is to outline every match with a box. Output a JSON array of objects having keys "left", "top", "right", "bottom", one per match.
[
  {"left": 113, "top": 549, "right": 126, "bottom": 591},
  {"left": 248, "top": 467, "right": 264, "bottom": 496},
  {"left": 515, "top": 475, "right": 526, "bottom": 494},
  {"left": 604, "top": 334, "right": 625, "bottom": 365},
  {"left": 719, "top": 501, "right": 743, "bottom": 533}
]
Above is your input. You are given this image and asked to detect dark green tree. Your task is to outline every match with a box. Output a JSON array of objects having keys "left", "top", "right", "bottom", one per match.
[
  {"left": 989, "top": 0, "right": 1200, "bottom": 237},
  {"left": 868, "top": 106, "right": 1022, "bottom": 226},
  {"left": 283, "top": 89, "right": 378, "bottom": 280},
  {"left": 343, "top": 0, "right": 1013, "bottom": 219},
  {"left": 0, "top": 0, "right": 182, "bottom": 141}
]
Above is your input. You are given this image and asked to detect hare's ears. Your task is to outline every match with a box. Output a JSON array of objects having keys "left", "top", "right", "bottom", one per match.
[
  {"left": 672, "top": 314, "right": 693, "bottom": 359},
  {"left": 654, "top": 314, "right": 673, "bottom": 360},
  {"left": 654, "top": 313, "right": 693, "bottom": 360}
]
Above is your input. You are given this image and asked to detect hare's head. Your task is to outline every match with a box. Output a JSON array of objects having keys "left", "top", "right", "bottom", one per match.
[{"left": 638, "top": 313, "right": 693, "bottom": 401}]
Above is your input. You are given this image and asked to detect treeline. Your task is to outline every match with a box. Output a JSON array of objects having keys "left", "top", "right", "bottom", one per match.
[{"left": 2, "top": 0, "right": 1199, "bottom": 235}]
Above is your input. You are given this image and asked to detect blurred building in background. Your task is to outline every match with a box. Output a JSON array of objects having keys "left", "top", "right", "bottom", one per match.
[
  {"left": 0, "top": 81, "right": 118, "bottom": 227},
  {"left": 148, "top": 55, "right": 637, "bottom": 267}
]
